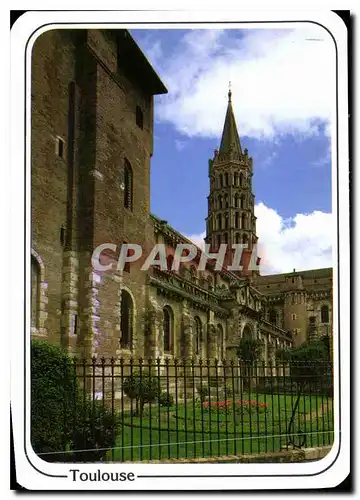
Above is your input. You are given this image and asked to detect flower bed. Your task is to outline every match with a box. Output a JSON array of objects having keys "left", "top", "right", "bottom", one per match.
[{"left": 202, "top": 399, "right": 269, "bottom": 414}]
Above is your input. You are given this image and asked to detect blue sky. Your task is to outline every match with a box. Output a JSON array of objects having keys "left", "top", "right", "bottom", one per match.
[{"left": 130, "top": 27, "right": 334, "bottom": 273}]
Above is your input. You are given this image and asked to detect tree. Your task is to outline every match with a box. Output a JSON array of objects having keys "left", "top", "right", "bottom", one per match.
[
  {"left": 274, "top": 335, "right": 331, "bottom": 390},
  {"left": 288, "top": 336, "right": 331, "bottom": 391},
  {"left": 236, "top": 337, "right": 262, "bottom": 392},
  {"left": 282, "top": 335, "right": 332, "bottom": 447},
  {"left": 275, "top": 347, "right": 291, "bottom": 363},
  {"left": 122, "top": 371, "right": 160, "bottom": 417},
  {"left": 237, "top": 337, "right": 262, "bottom": 365}
]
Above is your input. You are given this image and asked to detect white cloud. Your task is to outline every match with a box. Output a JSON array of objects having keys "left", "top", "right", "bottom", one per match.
[
  {"left": 148, "top": 27, "right": 335, "bottom": 140},
  {"left": 174, "top": 139, "right": 186, "bottom": 151},
  {"left": 311, "top": 148, "right": 331, "bottom": 168},
  {"left": 260, "top": 150, "right": 278, "bottom": 168},
  {"left": 185, "top": 231, "right": 206, "bottom": 250},
  {"left": 255, "top": 202, "right": 333, "bottom": 274},
  {"left": 184, "top": 203, "right": 333, "bottom": 275}
]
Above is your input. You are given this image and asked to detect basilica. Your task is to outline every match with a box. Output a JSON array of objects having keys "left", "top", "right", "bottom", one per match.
[{"left": 31, "top": 28, "right": 332, "bottom": 364}]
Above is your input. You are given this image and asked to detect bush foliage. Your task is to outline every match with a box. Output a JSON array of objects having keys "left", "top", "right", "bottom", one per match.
[
  {"left": 31, "top": 340, "right": 77, "bottom": 460},
  {"left": 122, "top": 371, "right": 161, "bottom": 416},
  {"left": 158, "top": 391, "right": 174, "bottom": 408},
  {"left": 236, "top": 337, "right": 262, "bottom": 365},
  {"left": 70, "top": 399, "right": 120, "bottom": 462},
  {"left": 272, "top": 335, "right": 332, "bottom": 394},
  {"left": 31, "top": 340, "right": 118, "bottom": 462}
]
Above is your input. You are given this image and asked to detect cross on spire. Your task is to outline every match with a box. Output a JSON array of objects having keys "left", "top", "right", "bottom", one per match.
[{"left": 228, "top": 81, "right": 232, "bottom": 101}]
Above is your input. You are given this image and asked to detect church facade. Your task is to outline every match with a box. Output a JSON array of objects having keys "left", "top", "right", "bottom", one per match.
[{"left": 30, "top": 29, "right": 332, "bottom": 364}]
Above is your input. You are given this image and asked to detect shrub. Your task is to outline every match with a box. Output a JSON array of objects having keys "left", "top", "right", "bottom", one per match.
[
  {"left": 31, "top": 340, "right": 78, "bottom": 461},
  {"left": 70, "top": 400, "right": 120, "bottom": 462},
  {"left": 123, "top": 372, "right": 160, "bottom": 416},
  {"left": 31, "top": 340, "right": 118, "bottom": 462},
  {"left": 258, "top": 337, "right": 333, "bottom": 396},
  {"left": 158, "top": 391, "right": 174, "bottom": 408},
  {"left": 287, "top": 337, "right": 332, "bottom": 391},
  {"left": 196, "top": 384, "right": 209, "bottom": 402}
]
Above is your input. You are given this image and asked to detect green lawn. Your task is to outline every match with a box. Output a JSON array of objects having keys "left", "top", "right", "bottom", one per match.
[{"left": 106, "top": 393, "right": 334, "bottom": 462}]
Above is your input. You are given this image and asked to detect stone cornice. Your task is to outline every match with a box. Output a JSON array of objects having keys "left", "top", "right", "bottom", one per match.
[
  {"left": 259, "top": 319, "right": 292, "bottom": 342},
  {"left": 149, "top": 214, "right": 239, "bottom": 282},
  {"left": 148, "top": 270, "right": 230, "bottom": 317}
]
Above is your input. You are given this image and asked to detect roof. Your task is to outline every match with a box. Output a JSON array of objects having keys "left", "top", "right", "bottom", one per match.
[
  {"left": 115, "top": 30, "right": 167, "bottom": 95},
  {"left": 256, "top": 267, "right": 333, "bottom": 283},
  {"left": 219, "top": 89, "right": 242, "bottom": 156}
]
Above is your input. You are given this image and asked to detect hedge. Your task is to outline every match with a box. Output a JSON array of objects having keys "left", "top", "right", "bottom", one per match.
[{"left": 31, "top": 340, "right": 119, "bottom": 462}]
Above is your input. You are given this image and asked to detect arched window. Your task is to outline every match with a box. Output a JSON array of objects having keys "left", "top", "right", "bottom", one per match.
[
  {"left": 321, "top": 305, "right": 329, "bottom": 323},
  {"left": 224, "top": 232, "right": 228, "bottom": 244},
  {"left": 235, "top": 233, "right": 241, "bottom": 244},
  {"left": 240, "top": 195, "right": 244, "bottom": 209},
  {"left": 218, "top": 195, "right": 222, "bottom": 210},
  {"left": 269, "top": 309, "right": 277, "bottom": 325},
  {"left": 163, "top": 306, "right": 173, "bottom": 353},
  {"left": 225, "top": 172, "right": 229, "bottom": 186},
  {"left": 308, "top": 316, "right": 316, "bottom": 339},
  {"left": 219, "top": 174, "right": 223, "bottom": 187},
  {"left": 31, "top": 256, "right": 40, "bottom": 328},
  {"left": 234, "top": 193, "right": 239, "bottom": 208},
  {"left": 239, "top": 173, "right": 243, "bottom": 187},
  {"left": 216, "top": 234, "right": 221, "bottom": 248},
  {"left": 124, "top": 159, "right": 133, "bottom": 210},
  {"left": 224, "top": 194, "right": 229, "bottom": 208},
  {"left": 242, "top": 324, "right": 252, "bottom": 340},
  {"left": 217, "top": 214, "right": 222, "bottom": 230},
  {"left": 234, "top": 212, "right": 239, "bottom": 229},
  {"left": 242, "top": 234, "right": 248, "bottom": 245},
  {"left": 194, "top": 316, "right": 202, "bottom": 355},
  {"left": 241, "top": 213, "right": 246, "bottom": 229},
  {"left": 224, "top": 213, "right": 229, "bottom": 229},
  {"left": 120, "top": 290, "right": 133, "bottom": 349}
]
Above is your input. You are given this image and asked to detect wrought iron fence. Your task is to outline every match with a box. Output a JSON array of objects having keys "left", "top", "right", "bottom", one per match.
[{"left": 36, "top": 358, "right": 334, "bottom": 463}]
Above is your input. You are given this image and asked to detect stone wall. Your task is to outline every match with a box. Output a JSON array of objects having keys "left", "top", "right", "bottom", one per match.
[
  {"left": 31, "top": 29, "right": 79, "bottom": 345},
  {"left": 131, "top": 445, "right": 332, "bottom": 464},
  {"left": 31, "top": 29, "right": 160, "bottom": 359}
]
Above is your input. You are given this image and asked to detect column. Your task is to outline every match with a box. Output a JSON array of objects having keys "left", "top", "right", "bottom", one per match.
[{"left": 146, "top": 298, "right": 163, "bottom": 359}]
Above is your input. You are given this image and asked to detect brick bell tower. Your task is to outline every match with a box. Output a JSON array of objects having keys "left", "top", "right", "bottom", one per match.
[{"left": 205, "top": 88, "right": 259, "bottom": 276}]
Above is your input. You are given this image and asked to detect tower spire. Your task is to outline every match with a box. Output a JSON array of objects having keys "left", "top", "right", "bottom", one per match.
[
  {"left": 206, "top": 88, "right": 258, "bottom": 276},
  {"left": 219, "top": 86, "right": 242, "bottom": 156}
]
